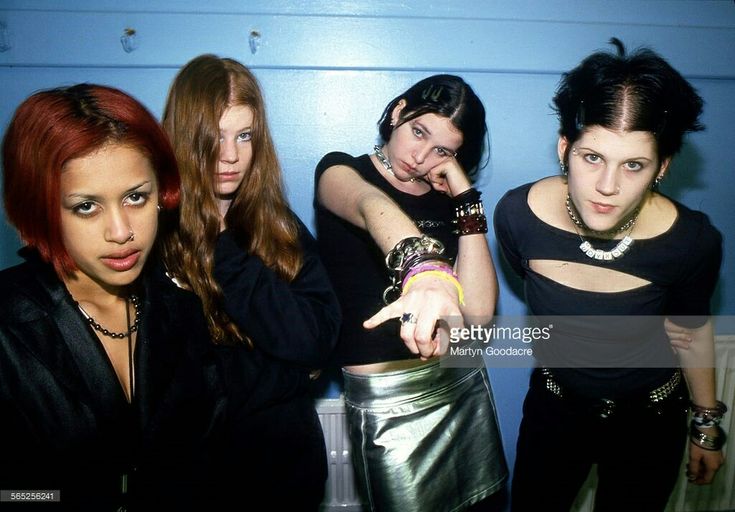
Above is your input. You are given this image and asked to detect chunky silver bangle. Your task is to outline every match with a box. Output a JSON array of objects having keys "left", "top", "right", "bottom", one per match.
[
  {"left": 383, "top": 235, "right": 446, "bottom": 304},
  {"left": 689, "top": 423, "right": 726, "bottom": 451}
]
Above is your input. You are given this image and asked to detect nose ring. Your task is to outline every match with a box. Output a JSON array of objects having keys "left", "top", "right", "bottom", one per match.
[{"left": 127, "top": 229, "right": 135, "bottom": 242}]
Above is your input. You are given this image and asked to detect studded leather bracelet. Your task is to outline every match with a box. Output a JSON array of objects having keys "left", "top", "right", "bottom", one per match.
[{"left": 452, "top": 188, "right": 487, "bottom": 236}]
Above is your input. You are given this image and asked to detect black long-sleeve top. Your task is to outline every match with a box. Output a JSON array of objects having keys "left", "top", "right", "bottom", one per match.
[{"left": 213, "top": 218, "right": 341, "bottom": 369}]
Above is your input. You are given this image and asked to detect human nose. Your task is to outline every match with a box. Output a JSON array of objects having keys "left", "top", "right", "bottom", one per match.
[
  {"left": 413, "top": 143, "right": 433, "bottom": 165},
  {"left": 105, "top": 207, "right": 133, "bottom": 244},
  {"left": 219, "top": 139, "right": 238, "bottom": 163},
  {"left": 595, "top": 165, "right": 619, "bottom": 196}
]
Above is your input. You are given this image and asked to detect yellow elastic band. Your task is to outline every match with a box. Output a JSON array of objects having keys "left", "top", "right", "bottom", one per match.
[{"left": 402, "top": 269, "right": 465, "bottom": 305}]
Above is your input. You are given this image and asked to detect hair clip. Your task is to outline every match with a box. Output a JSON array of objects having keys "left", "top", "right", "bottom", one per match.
[{"left": 421, "top": 85, "right": 444, "bottom": 102}]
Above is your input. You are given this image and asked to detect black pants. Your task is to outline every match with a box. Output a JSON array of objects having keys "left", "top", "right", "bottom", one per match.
[{"left": 511, "top": 370, "right": 688, "bottom": 512}]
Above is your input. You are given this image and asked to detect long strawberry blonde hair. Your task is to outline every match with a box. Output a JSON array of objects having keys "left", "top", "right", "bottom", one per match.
[{"left": 161, "top": 54, "right": 302, "bottom": 343}]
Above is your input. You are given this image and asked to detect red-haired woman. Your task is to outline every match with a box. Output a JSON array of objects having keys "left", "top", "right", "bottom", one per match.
[
  {"left": 161, "top": 55, "right": 341, "bottom": 509},
  {"left": 0, "top": 84, "right": 223, "bottom": 511}
]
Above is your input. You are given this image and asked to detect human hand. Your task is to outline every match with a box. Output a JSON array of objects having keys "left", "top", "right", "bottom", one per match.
[
  {"left": 687, "top": 443, "right": 724, "bottom": 484},
  {"left": 425, "top": 158, "right": 471, "bottom": 198},
  {"left": 363, "top": 273, "right": 464, "bottom": 359},
  {"left": 664, "top": 317, "right": 693, "bottom": 352}
]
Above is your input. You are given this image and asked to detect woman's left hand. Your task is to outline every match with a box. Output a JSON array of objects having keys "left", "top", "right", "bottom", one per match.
[
  {"left": 425, "top": 158, "right": 471, "bottom": 198},
  {"left": 687, "top": 444, "right": 724, "bottom": 484}
]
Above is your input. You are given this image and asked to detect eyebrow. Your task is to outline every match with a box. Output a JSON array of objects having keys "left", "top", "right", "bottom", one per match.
[
  {"left": 575, "top": 146, "right": 653, "bottom": 162},
  {"left": 413, "top": 120, "right": 458, "bottom": 153},
  {"left": 220, "top": 125, "right": 253, "bottom": 133},
  {"left": 64, "top": 180, "right": 152, "bottom": 201},
  {"left": 414, "top": 120, "right": 432, "bottom": 137}
]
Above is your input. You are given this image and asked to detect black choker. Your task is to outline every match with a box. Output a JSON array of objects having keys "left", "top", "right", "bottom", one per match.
[{"left": 77, "top": 294, "right": 141, "bottom": 339}]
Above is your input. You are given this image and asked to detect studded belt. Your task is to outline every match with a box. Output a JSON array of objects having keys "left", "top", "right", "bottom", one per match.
[{"left": 540, "top": 368, "right": 683, "bottom": 419}]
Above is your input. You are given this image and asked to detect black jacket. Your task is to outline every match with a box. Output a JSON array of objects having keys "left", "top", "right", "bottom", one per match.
[{"left": 0, "top": 251, "right": 225, "bottom": 511}]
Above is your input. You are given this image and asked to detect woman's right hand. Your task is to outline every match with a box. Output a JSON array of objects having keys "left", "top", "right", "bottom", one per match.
[
  {"left": 363, "top": 274, "right": 464, "bottom": 359},
  {"left": 665, "top": 317, "right": 694, "bottom": 352}
]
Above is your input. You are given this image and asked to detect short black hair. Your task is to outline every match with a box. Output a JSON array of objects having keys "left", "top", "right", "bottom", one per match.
[
  {"left": 553, "top": 38, "right": 704, "bottom": 161},
  {"left": 378, "top": 74, "right": 488, "bottom": 180}
]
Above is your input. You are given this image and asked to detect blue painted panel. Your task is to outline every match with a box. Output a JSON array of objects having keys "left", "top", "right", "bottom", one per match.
[
  {"left": 3, "top": 0, "right": 734, "bottom": 27},
  {"left": 1, "top": 10, "right": 734, "bottom": 77},
  {"left": 1, "top": 3, "right": 734, "bottom": 495}
]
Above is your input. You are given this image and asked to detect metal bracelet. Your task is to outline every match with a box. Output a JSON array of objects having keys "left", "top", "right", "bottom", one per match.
[
  {"left": 689, "top": 423, "right": 726, "bottom": 451},
  {"left": 383, "top": 235, "right": 445, "bottom": 304}
]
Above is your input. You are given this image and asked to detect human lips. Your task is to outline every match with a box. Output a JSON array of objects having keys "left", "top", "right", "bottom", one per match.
[
  {"left": 217, "top": 171, "right": 240, "bottom": 182},
  {"left": 399, "top": 161, "right": 420, "bottom": 176},
  {"left": 100, "top": 249, "right": 141, "bottom": 272},
  {"left": 589, "top": 201, "right": 616, "bottom": 214}
]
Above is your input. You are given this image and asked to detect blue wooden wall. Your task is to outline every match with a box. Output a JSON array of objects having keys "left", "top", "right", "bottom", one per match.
[{"left": 2, "top": 0, "right": 734, "bottom": 490}]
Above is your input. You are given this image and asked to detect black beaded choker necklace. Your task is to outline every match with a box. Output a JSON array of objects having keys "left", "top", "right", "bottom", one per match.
[
  {"left": 77, "top": 294, "right": 141, "bottom": 339},
  {"left": 76, "top": 294, "right": 139, "bottom": 401}
]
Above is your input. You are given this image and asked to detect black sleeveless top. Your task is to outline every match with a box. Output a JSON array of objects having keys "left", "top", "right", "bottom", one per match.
[
  {"left": 315, "top": 152, "right": 458, "bottom": 366},
  {"left": 494, "top": 181, "right": 722, "bottom": 398}
]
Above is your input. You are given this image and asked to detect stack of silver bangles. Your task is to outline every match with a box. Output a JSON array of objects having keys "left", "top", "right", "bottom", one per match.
[
  {"left": 383, "top": 235, "right": 449, "bottom": 305},
  {"left": 689, "top": 400, "right": 728, "bottom": 451}
]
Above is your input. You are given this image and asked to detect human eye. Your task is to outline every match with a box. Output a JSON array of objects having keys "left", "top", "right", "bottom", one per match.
[
  {"left": 236, "top": 131, "right": 252, "bottom": 142},
  {"left": 433, "top": 147, "right": 450, "bottom": 158},
  {"left": 624, "top": 161, "right": 644, "bottom": 172},
  {"left": 124, "top": 191, "right": 149, "bottom": 208},
  {"left": 72, "top": 201, "right": 99, "bottom": 218},
  {"left": 412, "top": 125, "right": 424, "bottom": 138},
  {"left": 583, "top": 153, "right": 602, "bottom": 164}
]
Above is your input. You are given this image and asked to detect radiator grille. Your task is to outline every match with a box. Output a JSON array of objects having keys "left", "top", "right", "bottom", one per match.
[{"left": 317, "top": 398, "right": 364, "bottom": 511}]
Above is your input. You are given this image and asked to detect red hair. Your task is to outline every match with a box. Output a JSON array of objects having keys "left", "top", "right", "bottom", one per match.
[{"left": 2, "top": 84, "right": 180, "bottom": 276}]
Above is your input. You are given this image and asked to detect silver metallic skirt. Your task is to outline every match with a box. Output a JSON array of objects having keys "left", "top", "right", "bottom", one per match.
[{"left": 343, "top": 360, "right": 507, "bottom": 511}]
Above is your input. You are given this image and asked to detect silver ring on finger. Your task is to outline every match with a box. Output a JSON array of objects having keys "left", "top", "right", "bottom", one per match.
[{"left": 400, "top": 312, "right": 418, "bottom": 325}]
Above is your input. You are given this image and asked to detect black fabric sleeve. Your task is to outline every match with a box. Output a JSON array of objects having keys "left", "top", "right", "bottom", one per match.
[
  {"left": 314, "top": 151, "right": 361, "bottom": 185},
  {"left": 493, "top": 189, "right": 526, "bottom": 279},
  {"left": 313, "top": 151, "right": 363, "bottom": 207},
  {"left": 213, "top": 218, "right": 341, "bottom": 368},
  {"left": 665, "top": 213, "right": 723, "bottom": 327}
]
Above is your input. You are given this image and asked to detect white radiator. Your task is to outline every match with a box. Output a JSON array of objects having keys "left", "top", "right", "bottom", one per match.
[
  {"left": 317, "top": 398, "right": 364, "bottom": 511},
  {"left": 573, "top": 335, "right": 735, "bottom": 512}
]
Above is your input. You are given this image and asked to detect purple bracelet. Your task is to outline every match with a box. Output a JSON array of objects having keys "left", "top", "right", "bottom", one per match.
[{"left": 401, "top": 262, "right": 456, "bottom": 290}]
